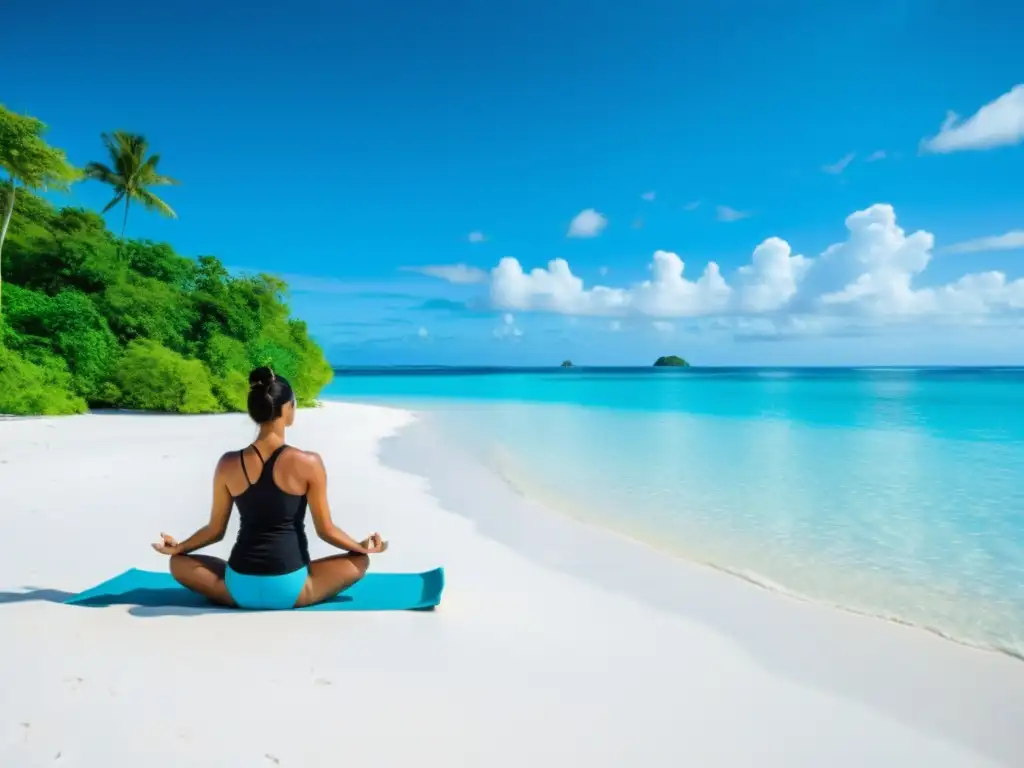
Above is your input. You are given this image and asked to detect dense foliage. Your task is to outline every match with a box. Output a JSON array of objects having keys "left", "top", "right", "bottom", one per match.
[
  {"left": 653, "top": 355, "right": 689, "bottom": 367},
  {"left": 0, "top": 110, "right": 332, "bottom": 416}
]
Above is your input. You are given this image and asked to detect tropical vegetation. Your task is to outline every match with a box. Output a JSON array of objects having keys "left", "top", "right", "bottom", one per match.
[
  {"left": 653, "top": 355, "right": 689, "bottom": 367},
  {"left": 83, "top": 131, "right": 179, "bottom": 239},
  {"left": 0, "top": 105, "right": 333, "bottom": 416}
]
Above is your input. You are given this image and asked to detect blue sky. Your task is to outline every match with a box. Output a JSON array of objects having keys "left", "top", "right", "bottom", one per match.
[{"left": 6, "top": 0, "right": 1023, "bottom": 366}]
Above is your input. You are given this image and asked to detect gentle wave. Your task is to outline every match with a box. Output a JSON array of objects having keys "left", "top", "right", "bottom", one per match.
[{"left": 479, "top": 437, "right": 1024, "bottom": 660}]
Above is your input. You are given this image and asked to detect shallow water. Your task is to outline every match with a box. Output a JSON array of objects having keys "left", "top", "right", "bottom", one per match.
[{"left": 324, "top": 367, "right": 1024, "bottom": 656}]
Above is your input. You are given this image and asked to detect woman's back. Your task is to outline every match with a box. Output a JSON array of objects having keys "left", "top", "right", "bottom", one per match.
[{"left": 226, "top": 443, "right": 310, "bottom": 575}]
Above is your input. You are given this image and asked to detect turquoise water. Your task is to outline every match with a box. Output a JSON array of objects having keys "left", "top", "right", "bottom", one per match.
[{"left": 324, "top": 367, "right": 1024, "bottom": 656}]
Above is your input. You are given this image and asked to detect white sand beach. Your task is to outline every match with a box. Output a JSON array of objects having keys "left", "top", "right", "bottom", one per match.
[{"left": 1, "top": 401, "right": 1022, "bottom": 767}]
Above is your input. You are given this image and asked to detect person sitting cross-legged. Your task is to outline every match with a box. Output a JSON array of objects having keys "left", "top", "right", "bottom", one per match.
[{"left": 151, "top": 366, "right": 388, "bottom": 610}]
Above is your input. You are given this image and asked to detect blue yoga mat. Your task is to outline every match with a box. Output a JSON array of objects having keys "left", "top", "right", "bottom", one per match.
[{"left": 63, "top": 567, "right": 444, "bottom": 611}]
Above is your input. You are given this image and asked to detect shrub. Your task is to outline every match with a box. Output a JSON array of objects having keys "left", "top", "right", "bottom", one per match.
[
  {"left": 212, "top": 369, "right": 249, "bottom": 412},
  {"left": 203, "top": 332, "right": 249, "bottom": 377},
  {"left": 113, "top": 340, "right": 219, "bottom": 414},
  {"left": 3, "top": 284, "right": 119, "bottom": 398},
  {"left": 98, "top": 275, "right": 196, "bottom": 352},
  {"left": 0, "top": 347, "right": 87, "bottom": 415}
]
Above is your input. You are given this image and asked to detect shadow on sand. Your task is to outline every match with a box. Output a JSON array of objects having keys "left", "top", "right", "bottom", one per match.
[{"left": 0, "top": 586, "right": 232, "bottom": 617}]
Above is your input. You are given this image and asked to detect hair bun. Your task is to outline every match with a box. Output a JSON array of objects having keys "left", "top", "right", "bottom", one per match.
[
  {"left": 245, "top": 366, "right": 294, "bottom": 424},
  {"left": 248, "top": 366, "right": 275, "bottom": 390}
]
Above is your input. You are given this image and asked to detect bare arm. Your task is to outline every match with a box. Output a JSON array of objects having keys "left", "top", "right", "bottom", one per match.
[
  {"left": 304, "top": 451, "right": 380, "bottom": 555},
  {"left": 157, "top": 454, "right": 234, "bottom": 556}
]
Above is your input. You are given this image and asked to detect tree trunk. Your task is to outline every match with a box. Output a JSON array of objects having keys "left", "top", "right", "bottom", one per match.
[
  {"left": 0, "top": 179, "right": 15, "bottom": 329},
  {"left": 121, "top": 196, "right": 130, "bottom": 239}
]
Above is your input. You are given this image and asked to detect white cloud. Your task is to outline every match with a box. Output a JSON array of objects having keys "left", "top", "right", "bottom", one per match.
[
  {"left": 634, "top": 251, "right": 732, "bottom": 316},
  {"left": 943, "top": 231, "right": 1024, "bottom": 254},
  {"left": 866, "top": 150, "right": 887, "bottom": 162},
  {"left": 921, "top": 84, "right": 1024, "bottom": 153},
  {"left": 682, "top": 201, "right": 701, "bottom": 212},
  {"left": 812, "top": 205, "right": 936, "bottom": 316},
  {"left": 823, "top": 153, "right": 856, "bottom": 174},
  {"left": 716, "top": 205, "right": 751, "bottom": 222},
  {"left": 736, "top": 237, "right": 810, "bottom": 312},
  {"left": 484, "top": 203, "right": 1024, "bottom": 334},
  {"left": 652, "top": 321, "right": 674, "bottom": 333},
  {"left": 491, "top": 250, "right": 730, "bottom": 318},
  {"left": 491, "top": 257, "right": 625, "bottom": 315},
  {"left": 493, "top": 312, "right": 523, "bottom": 339},
  {"left": 403, "top": 263, "right": 487, "bottom": 284},
  {"left": 641, "top": 191, "right": 656, "bottom": 202},
  {"left": 786, "top": 205, "right": 1023, "bottom": 319},
  {"left": 417, "top": 326, "right": 429, "bottom": 338},
  {"left": 567, "top": 208, "right": 608, "bottom": 238},
  {"left": 468, "top": 231, "right": 486, "bottom": 243}
]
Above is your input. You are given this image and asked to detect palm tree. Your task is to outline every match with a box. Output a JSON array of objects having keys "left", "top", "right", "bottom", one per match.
[
  {"left": 0, "top": 105, "right": 78, "bottom": 325},
  {"left": 83, "top": 132, "right": 179, "bottom": 238}
]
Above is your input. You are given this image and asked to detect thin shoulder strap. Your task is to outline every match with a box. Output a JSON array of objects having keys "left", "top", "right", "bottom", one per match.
[
  {"left": 251, "top": 445, "right": 289, "bottom": 487},
  {"left": 264, "top": 444, "right": 289, "bottom": 468},
  {"left": 248, "top": 444, "right": 292, "bottom": 487},
  {"left": 239, "top": 444, "right": 266, "bottom": 487}
]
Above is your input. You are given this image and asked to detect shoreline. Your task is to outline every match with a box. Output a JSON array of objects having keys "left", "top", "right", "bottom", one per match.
[
  {"left": 367, "top": 399, "right": 1024, "bottom": 662},
  {"left": 379, "top": 406, "right": 1024, "bottom": 764},
  {"left": 2, "top": 402, "right": 1022, "bottom": 765},
  {"left": 482, "top": 443, "right": 1024, "bottom": 663}
]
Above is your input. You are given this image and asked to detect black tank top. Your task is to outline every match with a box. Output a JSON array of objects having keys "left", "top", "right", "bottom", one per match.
[{"left": 227, "top": 444, "right": 311, "bottom": 575}]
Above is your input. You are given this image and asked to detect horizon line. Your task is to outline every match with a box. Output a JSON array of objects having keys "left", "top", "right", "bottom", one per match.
[{"left": 330, "top": 364, "right": 1024, "bottom": 371}]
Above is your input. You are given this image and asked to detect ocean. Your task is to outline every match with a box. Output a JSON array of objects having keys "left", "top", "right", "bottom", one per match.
[{"left": 323, "top": 367, "right": 1024, "bottom": 658}]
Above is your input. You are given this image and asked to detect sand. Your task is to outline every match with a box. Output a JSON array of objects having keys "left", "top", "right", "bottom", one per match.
[{"left": 1, "top": 401, "right": 1022, "bottom": 767}]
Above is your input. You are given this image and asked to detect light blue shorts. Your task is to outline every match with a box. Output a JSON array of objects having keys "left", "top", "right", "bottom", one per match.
[{"left": 225, "top": 565, "right": 309, "bottom": 610}]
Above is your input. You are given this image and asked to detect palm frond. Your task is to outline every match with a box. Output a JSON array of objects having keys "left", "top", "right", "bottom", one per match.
[
  {"left": 82, "top": 161, "right": 120, "bottom": 185},
  {"left": 101, "top": 190, "right": 126, "bottom": 213},
  {"left": 100, "top": 132, "right": 125, "bottom": 166},
  {"left": 150, "top": 172, "right": 180, "bottom": 186},
  {"left": 127, "top": 133, "right": 149, "bottom": 159},
  {"left": 140, "top": 154, "right": 180, "bottom": 186},
  {"left": 135, "top": 188, "right": 177, "bottom": 219}
]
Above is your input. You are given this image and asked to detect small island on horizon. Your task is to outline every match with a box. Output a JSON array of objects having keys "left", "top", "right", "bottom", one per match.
[
  {"left": 653, "top": 355, "right": 690, "bottom": 367},
  {"left": 556, "top": 357, "right": 690, "bottom": 369}
]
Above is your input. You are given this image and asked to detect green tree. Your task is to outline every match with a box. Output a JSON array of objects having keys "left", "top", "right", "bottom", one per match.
[
  {"left": 3, "top": 283, "right": 119, "bottom": 398},
  {"left": 114, "top": 340, "right": 219, "bottom": 414},
  {"left": 99, "top": 275, "right": 197, "bottom": 351},
  {"left": 0, "top": 346, "right": 87, "bottom": 415},
  {"left": 653, "top": 355, "right": 690, "bottom": 367},
  {"left": 3, "top": 204, "right": 122, "bottom": 297},
  {"left": 0, "top": 105, "right": 79, "bottom": 323},
  {"left": 83, "top": 132, "right": 179, "bottom": 238}
]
